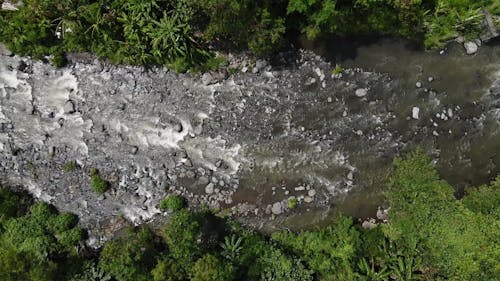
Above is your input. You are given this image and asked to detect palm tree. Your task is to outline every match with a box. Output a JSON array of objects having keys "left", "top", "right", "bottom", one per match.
[{"left": 220, "top": 235, "right": 243, "bottom": 261}]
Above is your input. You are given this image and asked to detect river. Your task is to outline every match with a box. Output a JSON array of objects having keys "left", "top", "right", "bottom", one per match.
[{"left": 0, "top": 39, "right": 499, "bottom": 244}]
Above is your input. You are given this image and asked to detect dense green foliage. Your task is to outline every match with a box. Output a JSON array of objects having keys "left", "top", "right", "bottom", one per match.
[
  {"left": 0, "top": 150, "right": 498, "bottom": 280},
  {"left": 0, "top": 0, "right": 498, "bottom": 70},
  {"left": 90, "top": 168, "right": 110, "bottom": 194},
  {"left": 99, "top": 227, "right": 162, "bottom": 281},
  {"left": 159, "top": 194, "right": 186, "bottom": 212},
  {"left": 0, "top": 197, "right": 85, "bottom": 281}
]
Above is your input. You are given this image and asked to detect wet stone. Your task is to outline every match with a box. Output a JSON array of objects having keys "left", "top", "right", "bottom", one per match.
[
  {"left": 205, "top": 183, "right": 214, "bottom": 194},
  {"left": 186, "top": 171, "right": 196, "bottom": 179},
  {"left": 198, "top": 176, "right": 209, "bottom": 185},
  {"left": 304, "top": 196, "right": 314, "bottom": 203},
  {"left": 355, "top": 88, "right": 368, "bottom": 97},
  {"left": 271, "top": 202, "right": 283, "bottom": 215}
]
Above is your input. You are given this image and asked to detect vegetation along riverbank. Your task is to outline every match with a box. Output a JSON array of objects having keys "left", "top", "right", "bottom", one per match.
[
  {"left": 1, "top": 0, "right": 499, "bottom": 70},
  {"left": 0, "top": 151, "right": 499, "bottom": 281}
]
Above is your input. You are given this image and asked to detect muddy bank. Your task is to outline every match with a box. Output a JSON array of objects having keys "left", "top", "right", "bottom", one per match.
[{"left": 0, "top": 43, "right": 499, "bottom": 246}]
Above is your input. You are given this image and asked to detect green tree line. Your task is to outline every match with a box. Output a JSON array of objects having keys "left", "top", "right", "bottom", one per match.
[
  {"left": 0, "top": 0, "right": 499, "bottom": 70},
  {"left": 0, "top": 150, "right": 498, "bottom": 280}
]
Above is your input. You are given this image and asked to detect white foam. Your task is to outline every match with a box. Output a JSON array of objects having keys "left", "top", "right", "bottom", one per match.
[{"left": 183, "top": 135, "right": 242, "bottom": 174}]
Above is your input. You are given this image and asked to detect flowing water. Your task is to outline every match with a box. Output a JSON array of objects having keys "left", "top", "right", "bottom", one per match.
[
  {"left": 0, "top": 39, "right": 499, "bottom": 242},
  {"left": 240, "top": 39, "right": 500, "bottom": 230}
]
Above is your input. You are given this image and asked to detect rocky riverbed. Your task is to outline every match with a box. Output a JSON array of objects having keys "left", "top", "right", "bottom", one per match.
[{"left": 1, "top": 41, "right": 499, "bottom": 247}]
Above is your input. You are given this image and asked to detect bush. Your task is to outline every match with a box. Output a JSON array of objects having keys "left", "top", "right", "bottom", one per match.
[
  {"left": 159, "top": 195, "right": 186, "bottom": 212},
  {"left": 99, "top": 227, "right": 161, "bottom": 281},
  {"left": 62, "top": 161, "right": 77, "bottom": 172},
  {"left": 385, "top": 150, "right": 499, "bottom": 280},
  {"left": 0, "top": 201, "right": 84, "bottom": 281},
  {"left": 191, "top": 254, "right": 235, "bottom": 281},
  {"left": 287, "top": 197, "right": 298, "bottom": 209},
  {"left": 90, "top": 168, "right": 109, "bottom": 194}
]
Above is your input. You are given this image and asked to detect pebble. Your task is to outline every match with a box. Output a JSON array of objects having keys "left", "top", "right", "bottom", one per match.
[
  {"left": 271, "top": 202, "right": 282, "bottom": 215},
  {"left": 294, "top": 186, "right": 305, "bottom": 191},
  {"left": 205, "top": 183, "right": 214, "bottom": 194},
  {"left": 265, "top": 205, "right": 272, "bottom": 215},
  {"left": 327, "top": 97, "right": 333, "bottom": 103},
  {"left": 428, "top": 76, "right": 434, "bottom": 82},
  {"left": 464, "top": 41, "right": 478, "bottom": 55},
  {"left": 0, "top": 43, "right": 12, "bottom": 56},
  {"left": 64, "top": 100, "right": 75, "bottom": 114},
  {"left": 362, "top": 220, "right": 376, "bottom": 229},
  {"left": 347, "top": 171, "right": 354, "bottom": 180},
  {"left": 174, "top": 123, "right": 183, "bottom": 132},
  {"left": 355, "top": 88, "right": 368, "bottom": 97},
  {"left": 308, "top": 189, "right": 316, "bottom": 197},
  {"left": 304, "top": 196, "right": 314, "bottom": 203},
  {"left": 198, "top": 176, "right": 209, "bottom": 185},
  {"left": 412, "top": 107, "right": 420, "bottom": 119},
  {"left": 186, "top": 171, "right": 195, "bottom": 179},
  {"left": 415, "top": 82, "right": 422, "bottom": 88}
]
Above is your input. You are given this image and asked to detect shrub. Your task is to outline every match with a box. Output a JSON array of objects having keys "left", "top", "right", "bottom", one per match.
[
  {"left": 62, "top": 161, "right": 77, "bottom": 172},
  {"left": 99, "top": 227, "right": 160, "bottom": 281},
  {"left": 90, "top": 168, "right": 109, "bottom": 194},
  {"left": 159, "top": 195, "right": 186, "bottom": 212},
  {"left": 191, "top": 254, "right": 235, "bottom": 281},
  {"left": 287, "top": 197, "right": 298, "bottom": 209}
]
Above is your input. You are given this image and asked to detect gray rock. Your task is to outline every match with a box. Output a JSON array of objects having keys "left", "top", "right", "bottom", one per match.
[
  {"left": 64, "top": 100, "right": 75, "bottom": 114},
  {"left": 362, "top": 220, "right": 377, "bottom": 229},
  {"left": 415, "top": 81, "right": 422, "bottom": 88},
  {"left": 271, "top": 202, "right": 282, "bottom": 215},
  {"left": 376, "top": 207, "right": 389, "bottom": 221},
  {"left": 186, "top": 171, "right": 195, "bottom": 179},
  {"left": 347, "top": 171, "right": 354, "bottom": 180},
  {"left": 201, "top": 73, "right": 213, "bottom": 86},
  {"left": 307, "top": 189, "right": 316, "bottom": 197},
  {"left": 304, "top": 196, "right": 314, "bottom": 203},
  {"left": 355, "top": 88, "right": 368, "bottom": 97},
  {"left": 205, "top": 183, "right": 214, "bottom": 194},
  {"left": 255, "top": 59, "right": 267, "bottom": 71},
  {"left": 0, "top": 43, "right": 12, "bottom": 56},
  {"left": 464, "top": 41, "right": 478, "bottom": 55},
  {"left": 198, "top": 176, "right": 209, "bottom": 185},
  {"left": 1, "top": 1, "right": 18, "bottom": 11},
  {"left": 173, "top": 123, "right": 183, "bottom": 132},
  {"left": 412, "top": 107, "right": 420, "bottom": 120}
]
